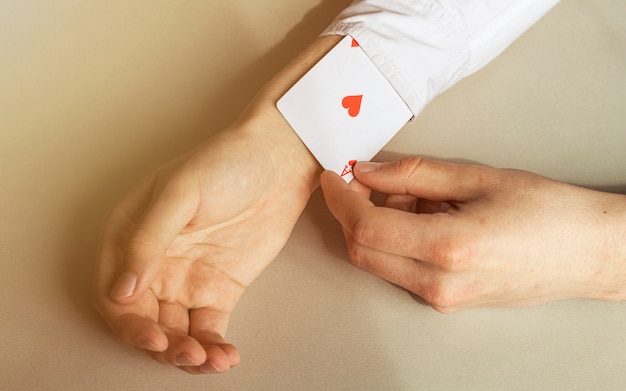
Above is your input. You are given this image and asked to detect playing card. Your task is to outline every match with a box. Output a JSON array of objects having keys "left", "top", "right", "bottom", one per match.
[{"left": 277, "top": 35, "right": 413, "bottom": 182}]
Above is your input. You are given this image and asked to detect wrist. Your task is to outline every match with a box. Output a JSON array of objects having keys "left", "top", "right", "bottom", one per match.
[
  {"left": 233, "top": 35, "right": 345, "bottom": 196},
  {"left": 236, "top": 100, "right": 322, "bottom": 197}
]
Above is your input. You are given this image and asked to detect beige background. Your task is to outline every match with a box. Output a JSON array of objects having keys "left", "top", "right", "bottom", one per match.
[{"left": 1, "top": 1, "right": 625, "bottom": 390}]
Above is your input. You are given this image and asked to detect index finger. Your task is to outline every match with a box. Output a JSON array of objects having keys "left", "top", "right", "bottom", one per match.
[
  {"left": 320, "top": 171, "right": 452, "bottom": 263},
  {"left": 353, "top": 158, "right": 490, "bottom": 202}
]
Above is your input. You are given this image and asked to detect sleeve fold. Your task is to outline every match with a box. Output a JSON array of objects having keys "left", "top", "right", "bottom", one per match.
[{"left": 321, "top": 0, "right": 561, "bottom": 116}]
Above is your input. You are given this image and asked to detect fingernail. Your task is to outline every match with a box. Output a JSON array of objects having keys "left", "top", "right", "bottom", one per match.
[
  {"left": 200, "top": 360, "right": 224, "bottom": 374},
  {"left": 227, "top": 350, "right": 240, "bottom": 366},
  {"left": 174, "top": 353, "right": 196, "bottom": 366},
  {"left": 138, "top": 338, "right": 160, "bottom": 352},
  {"left": 210, "top": 360, "right": 224, "bottom": 373},
  {"left": 110, "top": 272, "right": 137, "bottom": 300},
  {"left": 356, "top": 161, "right": 381, "bottom": 173}
]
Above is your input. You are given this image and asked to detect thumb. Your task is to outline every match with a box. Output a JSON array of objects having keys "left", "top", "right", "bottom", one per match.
[
  {"left": 353, "top": 157, "right": 486, "bottom": 201},
  {"left": 110, "top": 180, "right": 198, "bottom": 303}
]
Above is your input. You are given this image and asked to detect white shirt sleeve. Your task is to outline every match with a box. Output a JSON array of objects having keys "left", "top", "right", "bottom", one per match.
[{"left": 321, "top": 0, "right": 560, "bottom": 116}]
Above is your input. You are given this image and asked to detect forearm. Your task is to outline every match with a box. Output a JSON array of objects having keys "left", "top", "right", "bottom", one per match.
[
  {"left": 593, "top": 190, "right": 626, "bottom": 301},
  {"left": 223, "top": 0, "right": 563, "bottom": 195}
]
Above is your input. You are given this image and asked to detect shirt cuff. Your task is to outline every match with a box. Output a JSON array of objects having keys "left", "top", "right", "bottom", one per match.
[{"left": 321, "top": 0, "right": 560, "bottom": 116}]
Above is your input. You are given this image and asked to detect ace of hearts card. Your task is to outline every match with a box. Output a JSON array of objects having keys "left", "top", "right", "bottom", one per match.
[{"left": 277, "top": 35, "right": 413, "bottom": 182}]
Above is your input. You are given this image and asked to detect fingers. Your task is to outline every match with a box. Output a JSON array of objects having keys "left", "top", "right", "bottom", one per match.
[
  {"left": 342, "top": 234, "right": 464, "bottom": 311},
  {"left": 321, "top": 170, "right": 451, "bottom": 262},
  {"left": 384, "top": 194, "right": 417, "bottom": 212},
  {"left": 116, "top": 302, "right": 239, "bottom": 373},
  {"left": 145, "top": 301, "right": 209, "bottom": 367},
  {"left": 152, "top": 306, "right": 239, "bottom": 375},
  {"left": 111, "top": 176, "right": 198, "bottom": 303},
  {"left": 353, "top": 158, "right": 488, "bottom": 202},
  {"left": 106, "top": 303, "right": 239, "bottom": 374},
  {"left": 94, "top": 231, "right": 170, "bottom": 353},
  {"left": 177, "top": 307, "right": 239, "bottom": 375},
  {"left": 322, "top": 171, "right": 470, "bottom": 311},
  {"left": 320, "top": 170, "right": 376, "bottom": 226},
  {"left": 347, "top": 173, "right": 372, "bottom": 199},
  {"left": 343, "top": 230, "right": 429, "bottom": 293},
  {"left": 107, "top": 311, "right": 169, "bottom": 352},
  {"left": 158, "top": 301, "right": 190, "bottom": 334}
]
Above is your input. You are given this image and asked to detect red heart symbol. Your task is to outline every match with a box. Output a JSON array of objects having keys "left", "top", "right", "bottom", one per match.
[{"left": 342, "top": 95, "right": 362, "bottom": 117}]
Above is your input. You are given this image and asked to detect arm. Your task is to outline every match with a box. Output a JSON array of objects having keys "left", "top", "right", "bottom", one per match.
[
  {"left": 94, "top": 35, "right": 340, "bottom": 374},
  {"left": 95, "top": 0, "right": 563, "bottom": 373},
  {"left": 317, "top": 1, "right": 626, "bottom": 310},
  {"left": 321, "top": 159, "right": 626, "bottom": 312}
]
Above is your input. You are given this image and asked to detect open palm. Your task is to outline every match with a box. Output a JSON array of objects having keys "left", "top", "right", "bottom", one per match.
[{"left": 94, "top": 128, "right": 314, "bottom": 374}]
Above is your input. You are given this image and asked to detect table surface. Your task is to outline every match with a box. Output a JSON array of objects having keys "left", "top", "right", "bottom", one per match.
[{"left": 2, "top": 1, "right": 625, "bottom": 390}]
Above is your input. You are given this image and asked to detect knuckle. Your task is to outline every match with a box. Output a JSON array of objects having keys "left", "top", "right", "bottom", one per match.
[
  {"left": 124, "top": 229, "right": 157, "bottom": 264},
  {"left": 431, "top": 303, "right": 459, "bottom": 314},
  {"left": 346, "top": 242, "right": 364, "bottom": 269},
  {"left": 395, "top": 157, "right": 426, "bottom": 179},
  {"left": 419, "top": 273, "right": 472, "bottom": 314},
  {"left": 420, "top": 279, "right": 454, "bottom": 308},
  {"left": 419, "top": 276, "right": 467, "bottom": 310},
  {"left": 350, "top": 211, "right": 376, "bottom": 247},
  {"left": 473, "top": 165, "right": 517, "bottom": 194},
  {"left": 346, "top": 240, "right": 369, "bottom": 271},
  {"left": 440, "top": 226, "right": 485, "bottom": 269},
  {"left": 431, "top": 238, "right": 474, "bottom": 272},
  {"left": 126, "top": 228, "right": 152, "bottom": 249}
]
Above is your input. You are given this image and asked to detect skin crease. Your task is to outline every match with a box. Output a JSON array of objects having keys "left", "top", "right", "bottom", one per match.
[
  {"left": 320, "top": 158, "right": 626, "bottom": 313},
  {"left": 94, "top": 119, "right": 321, "bottom": 374},
  {"left": 94, "top": 33, "right": 626, "bottom": 373},
  {"left": 94, "top": 36, "right": 337, "bottom": 374}
]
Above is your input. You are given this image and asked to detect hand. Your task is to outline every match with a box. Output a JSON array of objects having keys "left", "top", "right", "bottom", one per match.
[
  {"left": 94, "top": 121, "right": 319, "bottom": 374},
  {"left": 321, "top": 157, "right": 626, "bottom": 313}
]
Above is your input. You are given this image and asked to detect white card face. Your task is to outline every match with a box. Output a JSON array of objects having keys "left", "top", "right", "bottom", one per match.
[{"left": 277, "top": 35, "right": 413, "bottom": 182}]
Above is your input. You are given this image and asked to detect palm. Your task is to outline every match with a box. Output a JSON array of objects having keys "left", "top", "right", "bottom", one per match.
[
  {"left": 150, "top": 188, "right": 298, "bottom": 311},
  {"left": 95, "top": 131, "right": 312, "bottom": 374}
]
